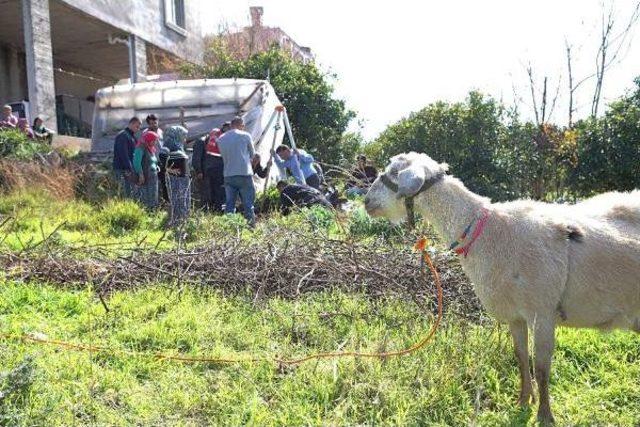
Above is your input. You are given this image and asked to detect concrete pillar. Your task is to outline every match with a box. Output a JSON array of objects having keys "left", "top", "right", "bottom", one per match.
[
  {"left": 128, "top": 34, "right": 146, "bottom": 84},
  {"left": 0, "top": 46, "right": 7, "bottom": 103},
  {"left": 22, "top": 0, "right": 57, "bottom": 131},
  {"left": 7, "top": 47, "right": 23, "bottom": 101}
]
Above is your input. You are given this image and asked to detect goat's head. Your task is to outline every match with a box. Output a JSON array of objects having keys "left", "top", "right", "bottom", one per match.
[{"left": 364, "top": 152, "right": 448, "bottom": 223}]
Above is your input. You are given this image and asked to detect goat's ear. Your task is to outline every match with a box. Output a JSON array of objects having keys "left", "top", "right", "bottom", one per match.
[{"left": 397, "top": 165, "right": 426, "bottom": 197}]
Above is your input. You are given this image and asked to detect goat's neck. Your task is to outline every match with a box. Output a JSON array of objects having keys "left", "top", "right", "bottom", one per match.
[{"left": 416, "top": 176, "right": 489, "bottom": 244}]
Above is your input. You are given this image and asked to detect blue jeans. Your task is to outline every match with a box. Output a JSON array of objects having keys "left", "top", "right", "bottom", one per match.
[
  {"left": 224, "top": 175, "right": 256, "bottom": 225},
  {"left": 114, "top": 169, "right": 133, "bottom": 198}
]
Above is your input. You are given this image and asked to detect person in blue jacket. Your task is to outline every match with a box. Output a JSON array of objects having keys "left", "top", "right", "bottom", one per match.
[
  {"left": 112, "top": 117, "right": 141, "bottom": 198},
  {"left": 271, "top": 144, "right": 321, "bottom": 189}
]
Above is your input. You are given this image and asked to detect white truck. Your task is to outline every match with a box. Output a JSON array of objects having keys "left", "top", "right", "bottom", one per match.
[{"left": 91, "top": 78, "right": 287, "bottom": 186}]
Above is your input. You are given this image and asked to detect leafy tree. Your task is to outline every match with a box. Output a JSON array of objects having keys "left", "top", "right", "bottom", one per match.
[
  {"left": 182, "top": 45, "right": 356, "bottom": 166},
  {"left": 568, "top": 77, "right": 640, "bottom": 196},
  {"left": 366, "top": 92, "right": 516, "bottom": 201},
  {"left": 366, "top": 83, "right": 640, "bottom": 202}
]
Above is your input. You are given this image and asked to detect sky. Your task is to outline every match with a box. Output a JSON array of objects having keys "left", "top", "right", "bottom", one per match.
[{"left": 199, "top": 0, "right": 640, "bottom": 140}]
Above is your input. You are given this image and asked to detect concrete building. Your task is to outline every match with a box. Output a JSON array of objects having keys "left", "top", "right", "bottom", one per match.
[
  {"left": 0, "top": 0, "right": 205, "bottom": 133},
  {"left": 218, "top": 6, "right": 313, "bottom": 64}
]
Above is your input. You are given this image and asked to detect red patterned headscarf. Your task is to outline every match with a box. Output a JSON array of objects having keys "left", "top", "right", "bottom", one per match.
[{"left": 137, "top": 130, "right": 158, "bottom": 154}]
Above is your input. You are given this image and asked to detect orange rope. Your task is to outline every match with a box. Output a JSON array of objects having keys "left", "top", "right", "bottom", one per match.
[
  {"left": 275, "top": 250, "right": 442, "bottom": 365},
  {"left": 0, "top": 246, "right": 442, "bottom": 366}
]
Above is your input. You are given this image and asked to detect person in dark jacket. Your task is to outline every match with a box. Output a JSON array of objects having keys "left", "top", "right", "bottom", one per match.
[
  {"left": 251, "top": 153, "right": 272, "bottom": 179},
  {"left": 113, "top": 117, "right": 141, "bottom": 198},
  {"left": 192, "top": 128, "right": 225, "bottom": 212},
  {"left": 276, "top": 180, "right": 333, "bottom": 215}
]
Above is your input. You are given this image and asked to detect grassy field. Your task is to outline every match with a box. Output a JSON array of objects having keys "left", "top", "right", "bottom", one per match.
[
  {"left": 1, "top": 191, "right": 639, "bottom": 426},
  {"left": 1, "top": 284, "right": 639, "bottom": 426}
]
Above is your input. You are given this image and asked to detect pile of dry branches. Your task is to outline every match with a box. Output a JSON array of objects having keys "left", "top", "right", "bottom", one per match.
[{"left": 0, "top": 229, "right": 484, "bottom": 320}]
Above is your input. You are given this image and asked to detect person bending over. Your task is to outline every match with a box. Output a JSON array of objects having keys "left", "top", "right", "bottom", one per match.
[
  {"left": 271, "top": 145, "right": 321, "bottom": 189},
  {"left": 276, "top": 180, "right": 332, "bottom": 215}
]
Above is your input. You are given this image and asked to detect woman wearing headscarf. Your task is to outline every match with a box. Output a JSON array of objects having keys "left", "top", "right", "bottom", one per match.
[
  {"left": 133, "top": 130, "right": 160, "bottom": 209},
  {"left": 163, "top": 126, "right": 191, "bottom": 226}
]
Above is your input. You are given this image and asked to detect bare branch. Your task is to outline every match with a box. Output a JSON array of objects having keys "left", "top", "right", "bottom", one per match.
[
  {"left": 541, "top": 76, "right": 548, "bottom": 124},
  {"left": 566, "top": 41, "right": 575, "bottom": 127},
  {"left": 527, "top": 65, "right": 540, "bottom": 126},
  {"left": 548, "top": 75, "right": 562, "bottom": 123}
]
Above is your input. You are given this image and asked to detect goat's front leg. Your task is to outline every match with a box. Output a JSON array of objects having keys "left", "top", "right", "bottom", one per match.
[
  {"left": 533, "top": 317, "right": 556, "bottom": 425},
  {"left": 509, "top": 319, "right": 534, "bottom": 406}
]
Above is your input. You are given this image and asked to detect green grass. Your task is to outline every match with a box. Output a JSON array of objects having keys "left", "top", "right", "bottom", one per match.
[
  {"left": 1, "top": 190, "right": 639, "bottom": 425},
  {"left": 0, "top": 283, "right": 638, "bottom": 426},
  {"left": 0, "top": 191, "right": 171, "bottom": 253},
  {"left": 0, "top": 191, "right": 363, "bottom": 254}
]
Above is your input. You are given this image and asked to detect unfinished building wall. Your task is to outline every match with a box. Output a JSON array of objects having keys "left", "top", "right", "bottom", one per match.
[
  {"left": 22, "top": 0, "right": 57, "bottom": 130},
  {"left": 0, "top": 45, "right": 28, "bottom": 106}
]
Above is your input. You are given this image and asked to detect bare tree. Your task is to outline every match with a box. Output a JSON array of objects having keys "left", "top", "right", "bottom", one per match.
[
  {"left": 592, "top": 6, "right": 616, "bottom": 118},
  {"left": 526, "top": 65, "right": 541, "bottom": 125},
  {"left": 566, "top": 41, "right": 575, "bottom": 127},
  {"left": 592, "top": 2, "right": 640, "bottom": 117},
  {"left": 526, "top": 65, "right": 562, "bottom": 127},
  {"left": 524, "top": 64, "right": 564, "bottom": 200},
  {"left": 565, "top": 2, "right": 640, "bottom": 125}
]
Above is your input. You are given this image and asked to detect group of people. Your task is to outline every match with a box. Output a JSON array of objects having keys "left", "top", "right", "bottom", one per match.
[
  {"left": 112, "top": 112, "right": 380, "bottom": 228},
  {"left": 113, "top": 114, "right": 191, "bottom": 226},
  {"left": 112, "top": 115, "right": 272, "bottom": 226},
  {"left": 1, "top": 104, "right": 55, "bottom": 143}
]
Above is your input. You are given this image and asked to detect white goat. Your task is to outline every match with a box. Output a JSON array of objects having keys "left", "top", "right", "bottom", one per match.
[{"left": 364, "top": 152, "right": 640, "bottom": 425}]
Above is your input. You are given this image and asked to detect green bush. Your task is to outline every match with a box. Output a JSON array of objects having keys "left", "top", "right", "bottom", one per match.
[
  {"left": 0, "top": 355, "right": 36, "bottom": 425},
  {"left": 0, "top": 129, "right": 49, "bottom": 160},
  {"left": 98, "top": 200, "right": 145, "bottom": 234},
  {"left": 366, "top": 76, "right": 640, "bottom": 201},
  {"left": 304, "top": 205, "right": 336, "bottom": 230},
  {"left": 255, "top": 186, "right": 281, "bottom": 215},
  {"left": 568, "top": 77, "right": 640, "bottom": 196},
  {"left": 348, "top": 206, "right": 405, "bottom": 240},
  {"left": 61, "top": 201, "right": 97, "bottom": 232}
]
